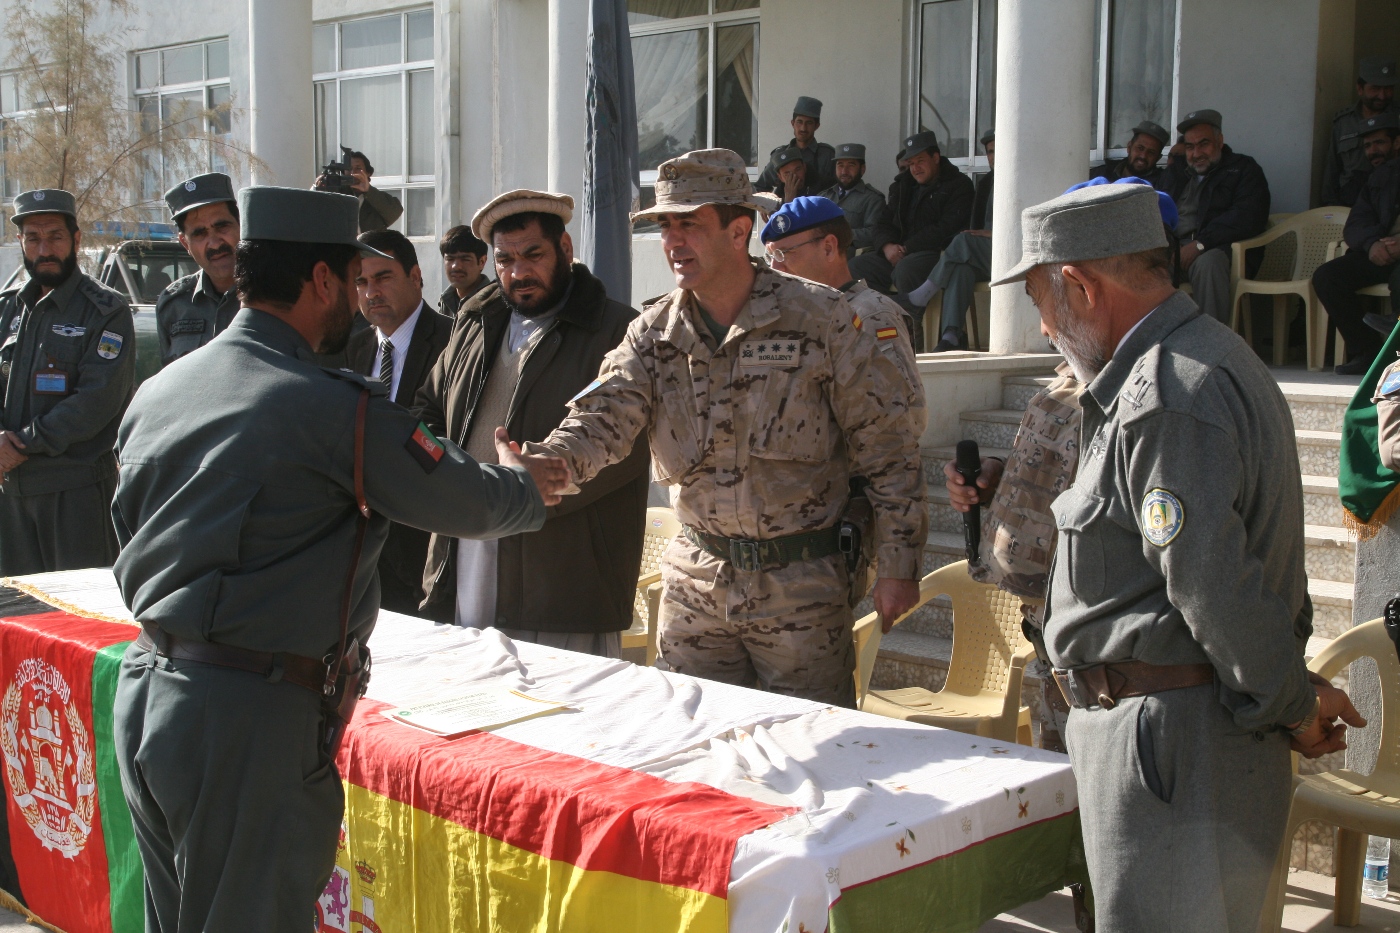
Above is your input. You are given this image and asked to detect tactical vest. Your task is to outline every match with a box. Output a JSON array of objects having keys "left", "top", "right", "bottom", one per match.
[{"left": 970, "top": 364, "right": 1084, "bottom": 603}]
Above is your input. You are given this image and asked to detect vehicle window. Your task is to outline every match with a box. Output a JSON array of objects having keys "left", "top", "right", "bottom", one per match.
[{"left": 123, "top": 247, "right": 199, "bottom": 303}]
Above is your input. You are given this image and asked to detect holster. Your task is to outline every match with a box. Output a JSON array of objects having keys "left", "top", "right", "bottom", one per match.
[
  {"left": 840, "top": 478, "right": 876, "bottom": 608},
  {"left": 320, "top": 638, "right": 372, "bottom": 759}
]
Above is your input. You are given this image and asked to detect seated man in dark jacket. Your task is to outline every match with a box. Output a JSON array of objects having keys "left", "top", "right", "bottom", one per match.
[
  {"left": 1335, "top": 113, "right": 1400, "bottom": 208},
  {"left": 1089, "top": 119, "right": 1170, "bottom": 189},
  {"left": 1312, "top": 155, "right": 1400, "bottom": 374},
  {"left": 850, "top": 131, "right": 974, "bottom": 351},
  {"left": 414, "top": 189, "right": 649, "bottom": 656},
  {"left": 1163, "top": 109, "right": 1270, "bottom": 324}
]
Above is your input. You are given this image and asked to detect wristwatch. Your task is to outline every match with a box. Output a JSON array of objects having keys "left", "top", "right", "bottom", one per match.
[{"left": 1288, "top": 695, "right": 1322, "bottom": 737}]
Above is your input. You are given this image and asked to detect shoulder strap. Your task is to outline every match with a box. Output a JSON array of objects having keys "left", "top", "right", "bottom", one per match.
[{"left": 326, "top": 388, "right": 372, "bottom": 693}]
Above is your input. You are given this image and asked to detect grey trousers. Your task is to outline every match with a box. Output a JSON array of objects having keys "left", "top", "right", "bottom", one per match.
[
  {"left": 1187, "top": 247, "right": 1233, "bottom": 324},
  {"left": 499, "top": 627, "right": 623, "bottom": 658},
  {"left": 114, "top": 643, "right": 344, "bottom": 933},
  {"left": 928, "top": 232, "right": 993, "bottom": 332},
  {"left": 0, "top": 473, "right": 119, "bottom": 575},
  {"left": 1065, "top": 683, "right": 1293, "bottom": 933}
]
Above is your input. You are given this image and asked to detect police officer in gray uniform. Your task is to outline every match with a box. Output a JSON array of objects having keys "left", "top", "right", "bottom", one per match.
[
  {"left": 111, "top": 186, "right": 568, "bottom": 932},
  {"left": 817, "top": 143, "right": 887, "bottom": 254},
  {"left": 0, "top": 188, "right": 134, "bottom": 575},
  {"left": 996, "top": 182, "right": 1364, "bottom": 931},
  {"left": 154, "top": 173, "right": 241, "bottom": 367},
  {"left": 755, "top": 96, "right": 837, "bottom": 194},
  {"left": 1323, "top": 56, "right": 1398, "bottom": 206}
]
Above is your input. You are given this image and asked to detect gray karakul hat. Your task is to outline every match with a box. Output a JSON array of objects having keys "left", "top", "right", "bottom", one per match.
[
  {"left": 1360, "top": 57, "right": 1398, "bottom": 87},
  {"left": 10, "top": 189, "right": 77, "bottom": 225},
  {"left": 1130, "top": 120, "right": 1170, "bottom": 146},
  {"left": 1176, "top": 109, "right": 1222, "bottom": 133},
  {"left": 237, "top": 187, "right": 389, "bottom": 257},
  {"left": 793, "top": 96, "right": 823, "bottom": 119},
  {"left": 165, "top": 172, "right": 237, "bottom": 222},
  {"left": 835, "top": 142, "right": 866, "bottom": 162},
  {"left": 991, "top": 183, "right": 1168, "bottom": 287}
]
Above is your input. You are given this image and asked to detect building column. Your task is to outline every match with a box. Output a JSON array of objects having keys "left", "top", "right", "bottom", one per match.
[
  {"left": 547, "top": 0, "right": 589, "bottom": 235},
  {"left": 248, "top": 0, "right": 313, "bottom": 188},
  {"left": 988, "top": 0, "right": 1095, "bottom": 353}
]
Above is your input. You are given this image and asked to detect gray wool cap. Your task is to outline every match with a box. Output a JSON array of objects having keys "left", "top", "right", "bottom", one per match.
[
  {"left": 10, "top": 189, "right": 77, "bottom": 225},
  {"left": 793, "top": 96, "right": 823, "bottom": 119},
  {"left": 991, "top": 183, "right": 1168, "bottom": 286},
  {"left": 238, "top": 187, "right": 389, "bottom": 257},
  {"left": 165, "top": 172, "right": 237, "bottom": 222},
  {"left": 835, "top": 142, "right": 866, "bottom": 161}
]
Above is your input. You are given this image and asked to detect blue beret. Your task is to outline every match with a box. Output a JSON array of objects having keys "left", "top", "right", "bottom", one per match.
[
  {"left": 1063, "top": 176, "right": 1178, "bottom": 232},
  {"left": 760, "top": 196, "right": 846, "bottom": 244}
]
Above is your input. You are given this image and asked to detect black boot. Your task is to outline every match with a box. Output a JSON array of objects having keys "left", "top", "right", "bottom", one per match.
[{"left": 930, "top": 327, "right": 968, "bottom": 353}]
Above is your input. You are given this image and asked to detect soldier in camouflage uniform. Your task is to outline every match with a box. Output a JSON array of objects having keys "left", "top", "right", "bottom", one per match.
[
  {"left": 1323, "top": 56, "right": 1398, "bottom": 207},
  {"left": 525, "top": 150, "right": 927, "bottom": 706},
  {"left": 155, "top": 173, "right": 241, "bottom": 367}
]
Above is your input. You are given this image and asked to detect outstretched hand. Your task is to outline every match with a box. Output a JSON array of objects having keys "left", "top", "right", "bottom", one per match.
[{"left": 494, "top": 427, "right": 570, "bottom": 506}]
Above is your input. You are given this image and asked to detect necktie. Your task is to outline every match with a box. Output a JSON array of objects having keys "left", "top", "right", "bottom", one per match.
[{"left": 378, "top": 339, "right": 394, "bottom": 388}]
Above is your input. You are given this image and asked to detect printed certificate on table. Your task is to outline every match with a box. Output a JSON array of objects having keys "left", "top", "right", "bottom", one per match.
[{"left": 386, "top": 688, "right": 572, "bottom": 737}]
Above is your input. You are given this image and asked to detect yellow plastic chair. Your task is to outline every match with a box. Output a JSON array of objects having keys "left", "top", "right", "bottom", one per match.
[
  {"left": 1227, "top": 207, "right": 1348, "bottom": 369},
  {"left": 1258, "top": 619, "right": 1400, "bottom": 932},
  {"left": 857, "top": 560, "right": 1035, "bottom": 745},
  {"left": 918, "top": 282, "right": 991, "bottom": 353},
  {"left": 620, "top": 507, "right": 679, "bottom": 666}
]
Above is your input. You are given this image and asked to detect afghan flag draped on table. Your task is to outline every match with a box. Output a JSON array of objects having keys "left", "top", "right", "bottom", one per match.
[{"left": 1340, "top": 322, "right": 1400, "bottom": 537}]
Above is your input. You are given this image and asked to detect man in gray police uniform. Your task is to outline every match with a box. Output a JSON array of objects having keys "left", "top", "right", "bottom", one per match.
[
  {"left": 817, "top": 143, "right": 887, "bottom": 255},
  {"left": 1323, "top": 56, "right": 1398, "bottom": 206},
  {"left": 0, "top": 188, "right": 134, "bottom": 575},
  {"left": 996, "top": 182, "right": 1364, "bottom": 931},
  {"left": 755, "top": 96, "right": 837, "bottom": 194},
  {"left": 111, "top": 185, "right": 568, "bottom": 932},
  {"left": 155, "top": 172, "right": 241, "bottom": 367}
]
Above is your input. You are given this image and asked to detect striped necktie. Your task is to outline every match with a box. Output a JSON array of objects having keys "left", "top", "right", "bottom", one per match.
[{"left": 378, "top": 338, "right": 394, "bottom": 388}]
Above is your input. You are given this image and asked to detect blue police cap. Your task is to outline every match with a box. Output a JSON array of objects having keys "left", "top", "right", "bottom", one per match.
[
  {"left": 1063, "top": 176, "right": 1179, "bottom": 231},
  {"left": 760, "top": 196, "right": 846, "bottom": 244}
]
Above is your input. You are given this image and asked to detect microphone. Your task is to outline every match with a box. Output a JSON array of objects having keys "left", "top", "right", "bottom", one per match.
[{"left": 955, "top": 440, "right": 982, "bottom": 564}]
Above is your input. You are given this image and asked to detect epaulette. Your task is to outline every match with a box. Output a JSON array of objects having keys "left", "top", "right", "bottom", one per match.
[
  {"left": 640, "top": 293, "right": 668, "bottom": 310},
  {"left": 1333, "top": 103, "right": 1360, "bottom": 122},
  {"left": 77, "top": 275, "right": 129, "bottom": 316},
  {"left": 162, "top": 273, "right": 199, "bottom": 299},
  {"left": 815, "top": 141, "right": 837, "bottom": 155},
  {"left": 321, "top": 366, "right": 389, "bottom": 398}
]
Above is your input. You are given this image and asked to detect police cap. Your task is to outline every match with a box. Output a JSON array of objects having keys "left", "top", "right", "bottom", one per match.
[
  {"left": 1176, "top": 109, "right": 1222, "bottom": 133},
  {"left": 760, "top": 196, "right": 845, "bottom": 244},
  {"left": 834, "top": 143, "right": 866, "bottom": 162},
  {"left": 165, "top": 173, "right": 237, "bottom": 222},
  {"left": 900, "top": 131, "right": 940, "bottom": 161},
  {"left": 979, "top": 128, "right": 995, "bottom": 147},
  {"left": 1362, "top": 111, "right": 1400, "bottom": 135},
  {"left": 10, "top": 189, "right": 77, "bottom": 226},
  {"left": 772, "top": 146, "right": 806, "bottom": 171},
  {"left": 1359, "top": 57, "right": 1398, "bottom": 88},
  {"left": 237, "top": 186, "right": 389, "bottom": 257},
  {"left": 1130, "top": 120, "right": 1170, "bottom": 147},
  {"left": 793, "top": 96, "right": 823, "bottom": 119}
]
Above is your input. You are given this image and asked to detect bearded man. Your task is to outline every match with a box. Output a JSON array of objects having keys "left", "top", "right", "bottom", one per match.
[
  {"left": 414, "top": 190, "right": 649, "bottom": 655},
  {"left": 0, "top": 188, "right": 135, "bottom": 574}
]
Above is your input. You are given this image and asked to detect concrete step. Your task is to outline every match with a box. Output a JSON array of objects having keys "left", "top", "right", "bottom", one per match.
[
  {"left": 1310, "top": 577, "right": 1355, "bottom": 641},
  {"left": 1296, "top": 430, "right": 1341, "bottom": 477},
  {"left": 959, "top": 409, "right": 1024, "bottom": 449},
  {"left": 1305, "top": 524, "right": 1355, "bottom": 586},
  {"left": 1303, "top": 475, "right": 1344, "bottom": 528},
  {"left": 1001, "top": 375, "right": 1055, "bottom": 412},
  {"left": 927, "top": 486, "right": 965, "bottom": 535},
  {"left": 1276, "top": 381, "right": 1355, "bottom": 434}
]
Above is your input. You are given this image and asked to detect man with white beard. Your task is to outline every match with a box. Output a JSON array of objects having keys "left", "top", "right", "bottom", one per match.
[{"left": 993, "top": 181, "right": 1364, "bottom": 932}]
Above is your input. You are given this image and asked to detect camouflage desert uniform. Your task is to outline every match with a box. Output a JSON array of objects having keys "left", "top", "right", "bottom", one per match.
[
  {"left": 969, "top": 362, "right": 1083, "bottom": 750},
  {"left": 842, "top": 280, "right": 926, "bottom": 437},
  {"left": 531, "top": 261, "right": 927, "bottom": 706}
]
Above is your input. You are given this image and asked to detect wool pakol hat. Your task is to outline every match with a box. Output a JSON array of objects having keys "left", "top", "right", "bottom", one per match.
[
  {"left": 991, "top": 182, "right": 1167, "bottom": 286},
  {"left": 471, "top": 189, "right": 574, "bottom": 243},
  {"left": 10, "top": 189, "right": 76, "bottom": 225},
  {"left": 237, "top": 186, "right": 389, "bottom": 257},
  {"left": 165, "top": 173, "right": 237, "bottom": 222},
  {"left": 631, "top": 149, "right": 779, "bottom": 224}
]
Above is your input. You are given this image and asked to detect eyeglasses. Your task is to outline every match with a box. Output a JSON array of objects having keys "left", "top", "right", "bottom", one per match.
[{"left": 765, "top": 235, "right": 825, "bottom": 264}]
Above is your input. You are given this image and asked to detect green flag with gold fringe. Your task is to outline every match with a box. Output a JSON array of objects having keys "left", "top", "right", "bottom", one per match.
[{"left": 1340, "top": 321, "right": 1400, "bottom": 537}]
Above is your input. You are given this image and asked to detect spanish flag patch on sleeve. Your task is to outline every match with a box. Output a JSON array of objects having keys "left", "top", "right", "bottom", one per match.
[
  {"left": 852, "top": 313, "right": 863, "bottom": 331},
  {"left": 406, "top": 422, "right": 446, "bottom": 473},
  {"left": 876, "top": 326, "right": 899, "bottom": 341}
]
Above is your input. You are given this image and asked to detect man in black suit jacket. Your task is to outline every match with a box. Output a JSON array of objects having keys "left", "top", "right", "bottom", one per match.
[{"left": 346, "top": 229, "right": 453, "bottom": 615}]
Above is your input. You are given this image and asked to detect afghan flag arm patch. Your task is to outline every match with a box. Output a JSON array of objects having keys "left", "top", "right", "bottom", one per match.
[{"left": 406, "top": 422, "right": 446, "bottom": 473}]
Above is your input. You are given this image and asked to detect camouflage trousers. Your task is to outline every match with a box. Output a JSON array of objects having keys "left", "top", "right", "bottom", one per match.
[{"left": 657, "top": 538, "right": 857, "bottom": 707}]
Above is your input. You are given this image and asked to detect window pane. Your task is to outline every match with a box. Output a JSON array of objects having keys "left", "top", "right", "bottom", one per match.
[
  {"left": 1107, "top": 0, "right": 1174, "bottom": 149},
  {"left": 628, "top": 0, "right": 707, "bottom": 26},
  {"left": 136, "top": 95, "right": 161, "bottom": 199},
  {"left": 136, "top": 52, "right": 158, "bottom": 89},
  {"left": 714, "top": 24, "right": 757, "bottom": 166},
  {"left": 206, "top": 40, "right": 229, "bottom": 80},
  {"left": 314, "top": 81, "right": 338, "bottom": 172},
  {"left": 408, "top": 69, "right": 434, "bottom": 176},
  {"left": 1091, "top": 0, "right": 1103, "bottom": 149},
  {"left": 918, "top": 0, "right": 973, "bottom": 159},
  {"left": 341, "top": 74, "right": 403, "bottom": 177},
  {"left": 407, "top": 10, "right": 434, "bottom": 62},
  {"left": 0, "top": 75, "right": 15, "bottom": 114},
  {"left": 715, "top": 0, "right": 760, "bottom": 11},
  {"left": 385, "top": 189, "right": 406, "bottom": 232},
  {"left": 162, "top": 45, "right": 203, "bottom": 85},
  {"left": 975, "top": 0, "right": 996, "bottom": 149},
  {"left": 406, "top": 188, "right": 435, "bottom": 237},
  {"left": 313, "top": 24, "right": 336, "bottom": 74},
  {"left": 632, "top": 28, "right": 707, "bottom": 171},
  {"left": 208, "top": 84, "right": 231, "bottom": 135},
  {"left": 341, "top": 15, "right": 402, "bottom": 70}
]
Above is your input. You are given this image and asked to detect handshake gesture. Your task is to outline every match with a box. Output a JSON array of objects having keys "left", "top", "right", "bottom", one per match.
[{"left": 493, "top": 428, "right": 570, "bottom": 506}]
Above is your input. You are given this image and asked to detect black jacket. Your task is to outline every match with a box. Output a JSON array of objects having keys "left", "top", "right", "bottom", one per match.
[
  {"left": 415, "top": 263, "right": 649, "bottom": 631},
  {"left": 1163, "top": 145, "right": 1271, "bottom": 254},
  {"left": 1089, "top": 159, "right": 1169, "bottom": 192},
  {"left": 871, "top": 158, "right": 975, "bottom": 254},
  {"left": 1345, "top": 158, "right": 1400, "bottom": 255},
  {"left": 345, "top": 302, "right": 452, "bottom": 611},
  {"left": 971, "top": 170, "right": 994, "bottom": 231}
]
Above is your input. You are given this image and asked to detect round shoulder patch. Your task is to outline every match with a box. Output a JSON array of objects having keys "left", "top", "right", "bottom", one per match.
[{"left": 1140, "top": 488, "right": 1184, "bottom": 547}]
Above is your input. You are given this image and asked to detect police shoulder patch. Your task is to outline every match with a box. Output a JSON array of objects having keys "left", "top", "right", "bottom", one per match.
[
  {"left": 1379, "top": 367, "right": 1400, "bottom": 397},
  {"left": 96, "top": 330, "right": 123, "bottom": 359},
  {"left": 1140, "top": 488, "right": 1184, "bottom": 547}
]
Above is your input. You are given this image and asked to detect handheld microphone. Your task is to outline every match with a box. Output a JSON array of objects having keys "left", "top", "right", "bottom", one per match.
[{"left": 955, "top": 439, "right": 982, "bottom": 564}]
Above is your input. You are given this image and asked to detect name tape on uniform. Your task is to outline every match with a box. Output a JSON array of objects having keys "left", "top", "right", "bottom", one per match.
[{"left": 739, "top": 340, "right": 800, "bottom": 367}]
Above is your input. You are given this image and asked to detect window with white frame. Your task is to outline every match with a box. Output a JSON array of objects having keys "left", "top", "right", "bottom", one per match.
[
  {"left": 628, "top": 0, "right": 759, "bottom": 224},
  {"left": 0, "top": 72, "right": 32, "bottom": 201},
  {"left": 913, "top": 0, "right": 1178, "bottom": 171},
  {"left": 133, "top": 39, "right": 232, "bottom": 204},
  {"left": 313, "top": 9, "right": 435, "bottom": 237}
]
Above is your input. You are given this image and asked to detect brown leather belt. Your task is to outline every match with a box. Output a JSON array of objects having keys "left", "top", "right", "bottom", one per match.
[
  {"left": 135, "top": 628, "right": 327, "bottom": 695},
  {"left": 1052, "top": 660, "right": 1215, "bottom": 710}
]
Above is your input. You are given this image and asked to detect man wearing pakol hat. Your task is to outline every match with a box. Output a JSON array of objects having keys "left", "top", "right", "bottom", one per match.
[
  {"left": 850, "top": 130, "right": 974, "bottom": 351},
  {"left": 0, "top": 188, "right": 134, "bottom": 575},
  {"left": 817, "top": 143, "right": 887, "bottom": 255},
  {"left": 415, "top": 189, "right": 648, "bottom": 654},
  {"left": 755, "top": 96, "right": 837, "bottom": 194},
  {"left": 1088, "top": 120, "right": 1170, "bottom": 189},
  {"left": 110, "top": 186, "right": 567, "bottom": 931},
  {"left": 769, "top": 146, "right": 813, "bottom": 204},
  {"left": 998, "top": 181, "right": 1363, "bottom": 929},
  {"left": 524, "top": 149, "right": 927, "bottom": 705},
  {"left": 1163, "top": 108, "right": 1270, "bottom": 325},
  {"left": 155, "top": 172, "right": 241, "bottom": 367},
  {"left": 1323, "top": 56, "right": 1398, "bottom": 206}
]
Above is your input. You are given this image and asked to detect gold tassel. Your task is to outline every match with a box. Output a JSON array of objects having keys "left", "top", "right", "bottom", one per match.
[
  {"left": 0, "top": 578, "right": 137, "bottom": 628},
  {"left": 0, "top": 887, "right": 68, "bottom": 933},
  {"left": 1344, "top": 483, "right": 1400, "bottom": 541}
]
